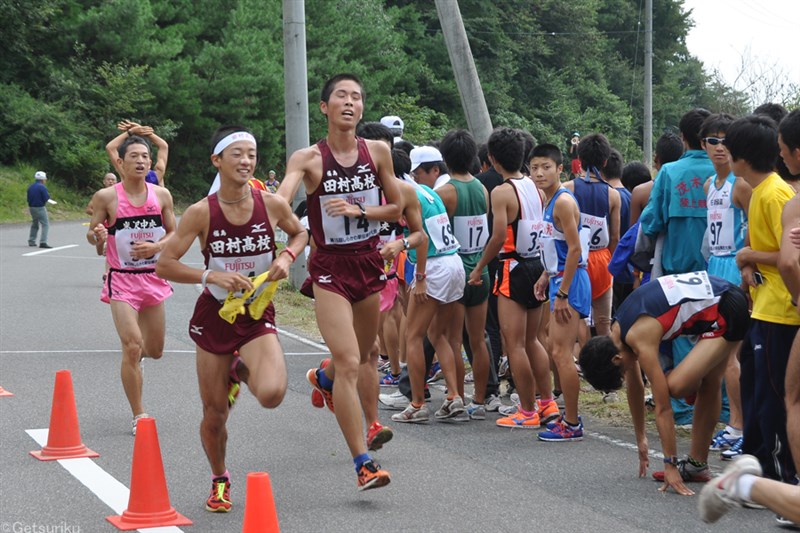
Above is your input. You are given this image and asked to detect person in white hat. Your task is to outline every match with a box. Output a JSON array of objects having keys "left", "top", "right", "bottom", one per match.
[
  {"left": 380, "top": 115, "right": 405, "bottom": 144},
  {"left": 410, "top": 145, "right": 450, "bottom": 190},
  {"left": 27, "top": 171, "right": 54, "bottom": 248}
]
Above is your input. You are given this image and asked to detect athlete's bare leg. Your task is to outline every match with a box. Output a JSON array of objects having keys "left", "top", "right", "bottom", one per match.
[
  {"left": 358, "top": 338, "right": 381, "bottom": 426},
  {"left": 723, "top": 343, "right": 744, "bottom": 430},
  {"left": 786, "top": 330, "right": 800, "bottom": 473},
  {"left": 110, "top": 301, "right": 164, "bottom": 417},
  {"left": 405, "top": 296, "right": 440, "bottom": 405},
  {"left": 466, "top": 301, "right": 490, "bottom": 404},
  {"left": 498, "top": 296, "right": 538, "bottom": 412},
  {"left": 429, "top": 301, "right": 461, "bottom": 399},
  {"left": 548, "top": 305, "right": 582, "bottom": 424},
  {"left": 196, "top": 348, "right": 234, "bottom": 476},
  {"left": 313, "top": 287, "right": 380, "bottom": 457},
  {"left": 237, "top": 334, "right": 287, "bottom": 408},
  {"left": 527, "top": 308, "right": 553, "bottom": 401}
]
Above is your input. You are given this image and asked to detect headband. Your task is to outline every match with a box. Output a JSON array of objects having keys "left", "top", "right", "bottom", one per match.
[{"left": 213, "top": 132, "right": 257, "bottom": 155}]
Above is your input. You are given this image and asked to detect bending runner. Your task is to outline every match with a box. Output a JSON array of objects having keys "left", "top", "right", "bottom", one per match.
[
  {"left": 279, "top": 73, "right": 402, "bottom": 491},
  {"left": 87, "top": 132, "right": 175, "bottom": 436},
  {"left": 579, "top": 272, "right": 749, "bottom": 495},
  {"left": 157, "top": 125, "right": 307, "bottom": 512}
]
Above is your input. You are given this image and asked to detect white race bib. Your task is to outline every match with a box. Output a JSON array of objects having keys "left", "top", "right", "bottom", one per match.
[
  {"left": 453, "top": 214, "right": 488, "bottom": 254},
  {"left": 114, "top": 225, "right": 166, "bottom": 268},
  {"left": 580, "top": 213, "right": 609, "bottom": 250},
  {"left": 657, "top": 271, "right": 713, "bottom": 305},
  {"left": 707, "top": 207, "right": 735, "bottom": 255},
  {"left": 425, "top": 212, "right": 459, "bottom": 255},
  {"left": 515, "top": 219, "right": 544, "bottom": 258},
  {"left": 320, "top": 189, "right": 380, "bottom": 245}
]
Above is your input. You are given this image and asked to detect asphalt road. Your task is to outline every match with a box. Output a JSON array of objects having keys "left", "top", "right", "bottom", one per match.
[{"left": 0, "top": 221, "right": 773, "bottom": 532}]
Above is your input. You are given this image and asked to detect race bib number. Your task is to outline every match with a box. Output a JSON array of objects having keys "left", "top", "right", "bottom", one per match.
[
  {"left": 115, "top": 225, "right": 166, "bottom": 268},
  {"left": 707, "top": 208, "right": 735, "bottom": 255},
  {"left": 580, "top": 213, "right": 609, "bottom": 250},
  {"left": 453, "top": 214, "right": 488, "bottom": 254},
  {"left": 515, "top": 219, "right": 544, "bottom": 258},
  {"left": 541, "top": 236, "right": 558, "bottom": 275},
  {"left": 425, "top": 212, "right": 459, "bottom": 255},
  {"left": 657, "top": 271, "right": 713, "bottom": 305},
  {"left": 320, "top": 189, "right": 380, "bottom": 245}
]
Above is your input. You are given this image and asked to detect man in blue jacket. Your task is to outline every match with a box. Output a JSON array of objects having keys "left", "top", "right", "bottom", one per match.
[{"left": 27, "top": 171, "right": 54, "bottom": 249}]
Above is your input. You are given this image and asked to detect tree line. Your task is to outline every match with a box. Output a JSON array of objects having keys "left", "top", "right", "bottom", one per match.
[{"left": 0, "top": 0, "right": 774, "bottom": 200}]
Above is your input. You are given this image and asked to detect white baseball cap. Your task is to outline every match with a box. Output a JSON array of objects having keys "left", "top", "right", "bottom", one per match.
[
  {"left": 34, "top": 171, "right": 47, "bottom": 180},
  {"left": 380, "top": 115, "right": 404, "bottom": 133},
  {"left": 409, "top": 146, "right": 443, "bottom": 172}
]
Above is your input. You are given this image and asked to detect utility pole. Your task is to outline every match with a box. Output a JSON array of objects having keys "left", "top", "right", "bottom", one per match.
[
  {"left": 283, "top": 0, "right": 310, "bottom": 288},
  {"left": 435, "top": 0, "right": 493, "bottom": 144},
  {"left": 644, "top": 0, "right": 653, "bottom": 166}
]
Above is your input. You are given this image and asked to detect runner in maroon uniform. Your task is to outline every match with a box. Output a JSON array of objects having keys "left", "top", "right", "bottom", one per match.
[
  {"left": 157, "top": 125, "right": 307, "bottom": 513},
  {"left": 579, "top": 272, "right": 749, "bottom": 496},
  {"left": 279, "top": 73, "right": 402, "bottom": 491}
]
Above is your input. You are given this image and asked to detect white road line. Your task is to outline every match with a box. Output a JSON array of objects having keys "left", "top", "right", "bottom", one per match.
[
  {"left": 277, "top": 328, "right": 328, "bottom": 351},
  {"left": 23, "top": 244, "right": 78, "bottom": 256},
  {"left": 26, "top": 429, "right": 184, "bottom": 533}
]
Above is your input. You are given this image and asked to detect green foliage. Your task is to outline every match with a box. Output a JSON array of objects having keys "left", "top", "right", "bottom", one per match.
[{"left": 2, "top": 0, "right": 776, "bottom": 204}]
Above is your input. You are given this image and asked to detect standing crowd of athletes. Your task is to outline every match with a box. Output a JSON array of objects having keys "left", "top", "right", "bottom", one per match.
[{"left": 82, "top": 73, "right": 800, "bottom": 524}]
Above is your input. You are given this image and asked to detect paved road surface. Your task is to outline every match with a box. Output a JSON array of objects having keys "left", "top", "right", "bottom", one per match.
[{"left": 0, "top": 221, "right": 772, "bottom": 532}]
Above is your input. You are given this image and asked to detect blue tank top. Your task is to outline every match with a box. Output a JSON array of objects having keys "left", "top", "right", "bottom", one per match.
[
  {"left": 616, "top": 186, "right": 632, "bottom": 237},
  {"left": 706, "top": 172, "right": 746, "bottom": 257},
  {"left": 573, "top": 173, "right": 612, "bottom": 250},
  {"left": 541, "top": 188, "right": 588, "bottom": 275}
]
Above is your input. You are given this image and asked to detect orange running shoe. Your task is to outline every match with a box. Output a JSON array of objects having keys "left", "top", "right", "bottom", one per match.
[
  {"left": 205, "top": 476, "right": 232, "bottom": 512},
  {"left": 307, "top": 363, "right": 334, "bottom": 413},
  {"left": 357, "top": 460, "right": 391, "bottom": 491},
  {"left": 537, "top": 399, "right": 561, "bottom": 425},
  {"left": 366, "top": 421, "right": 393, "bottom": 451},
  {"left": 495, "top": 410, "right": 541, "bottom": 429},
  {"left": 310, "top": 358, "right": 331, "bottom": 409}
]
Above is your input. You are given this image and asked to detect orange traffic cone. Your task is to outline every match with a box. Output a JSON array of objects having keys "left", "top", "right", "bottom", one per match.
[
  {"left": 107, "top": 417, "right": 192, "bottom": 530},
  {"left": 242, "top": 472, "right": 281, "bottom": 533},
  {"left": 0, "top": 386, "right": 13, "bottom": 397},
  {"left": 30, "top": 370, "right": 98, "bottom": 461}
]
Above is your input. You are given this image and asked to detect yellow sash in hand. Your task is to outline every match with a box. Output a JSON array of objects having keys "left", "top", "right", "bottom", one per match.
[{"left": 218, "top": 272, "right": 279, "bottom": 324}]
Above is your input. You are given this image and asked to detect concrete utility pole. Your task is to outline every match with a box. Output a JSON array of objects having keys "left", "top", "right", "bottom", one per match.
[
  {"left": 283, "top": 0, "right": 310, "bottom": 288},
  {"left": 435, "top": 0, "right": 493, "bottom": 144},
  {"left": 644, "top": 0, "right": 653, "bottom": 166}
]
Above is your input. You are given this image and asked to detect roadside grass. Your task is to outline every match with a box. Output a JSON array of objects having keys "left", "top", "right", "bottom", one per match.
[
  {"left": 272, "top": 282, "right": 322, "bottom": 342},
  {"left": 0, "top": 164, "right": 93, "bottom": 223}
]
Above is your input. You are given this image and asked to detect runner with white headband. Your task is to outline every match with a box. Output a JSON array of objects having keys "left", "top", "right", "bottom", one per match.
[{"left": 157, "top": 124, "right": 308, "bottom": 514}]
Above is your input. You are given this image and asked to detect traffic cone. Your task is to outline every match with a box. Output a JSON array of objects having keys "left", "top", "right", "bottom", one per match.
[
  {"left": 30, "top": 370, "right": 98, "bottom": 461},
  {"left": 242, "top": 472, "right": 281, "bottom": 533},
  {"left": 107, "top": 417, "right": 192, "bottom": 530},
  {"left": 0, "top": 386, "right": 13, "bottom": 397}
]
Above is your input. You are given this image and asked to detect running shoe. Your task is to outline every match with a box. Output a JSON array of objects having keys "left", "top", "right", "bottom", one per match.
[
  {"left": 206, "top": 476, "right": 232, "bottom": 512},
  {"left": 435, "top": 396, "right": 466, "bottom": 419},
  {"left": 496, "top": 410, "right": 540, "bottom": 429},
  {"left": 652, "top": 459, "right": 712, "bottom": 482},
  {"left": 720, "top": 436, "right": 744, "bottom": 460},
  {"left": 775, "top": 515, "right": 800, "bottom": 529},
  {"left": 391, "top": 403, "right": 430, "bottom": 423},
  {"left": 379, "top": 372, "right": 400, "bottom": 387},
  {"left": 498, "top": 393, "right": 520, "bottom": 416},
  {"left": 464, "top": 371, "right": 474, "bottom": 384},
  {"left": 426, "top": 362, "right": 442, "bottom": 383},
  {"left": 131, "top": 413, "right": 149, "bottom": 436},
  {"left": 602, "top": 391, "right": 619, "bottom": 403},
  {"left": 307, "top": 365, "right": 334, "bottom": 413},
  {"left": 357, "top": 460, "right": 391, "bottom": 491},
  {"left": 537, "top": 400, "right": 561, "bottom": 425},
  {"left": 710, "top": 429, "right": 740, "bottom": 451},
  {"left": 498, "top": 355, "right": 509, "bottom": 378},
  {"left": 538, "top": 416, "right": 584, "bottom": 441},
  {"left": 697, "top": 455, "right": 762, "bottom": 523},
  {"left": 466, "top": 402, "right": 486, "bottom": 420},
  {"left": 366, "top": 421, "right": 393, "bottom": 451},
  {"left": 310, "top": 358, "right": 331, "bottom": 410},
  {"left": 379, "top": 390, "right": 409, "bottom": 410},
  {"left": 485, "top": 394, "right": 502, "bottom": 412}
]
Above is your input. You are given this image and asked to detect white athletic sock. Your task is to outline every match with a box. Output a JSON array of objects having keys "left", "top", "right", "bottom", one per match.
[
  {"left": 735, "top": 473, "right": 757, "bottom": 502},
  {"left": 725, "top": 425, "right": 743, "bottom": 438}
]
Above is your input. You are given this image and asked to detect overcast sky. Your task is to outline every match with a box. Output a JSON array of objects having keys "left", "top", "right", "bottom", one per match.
[{"left": 683, "top": 0, "right": 800, "bottom": 103}]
